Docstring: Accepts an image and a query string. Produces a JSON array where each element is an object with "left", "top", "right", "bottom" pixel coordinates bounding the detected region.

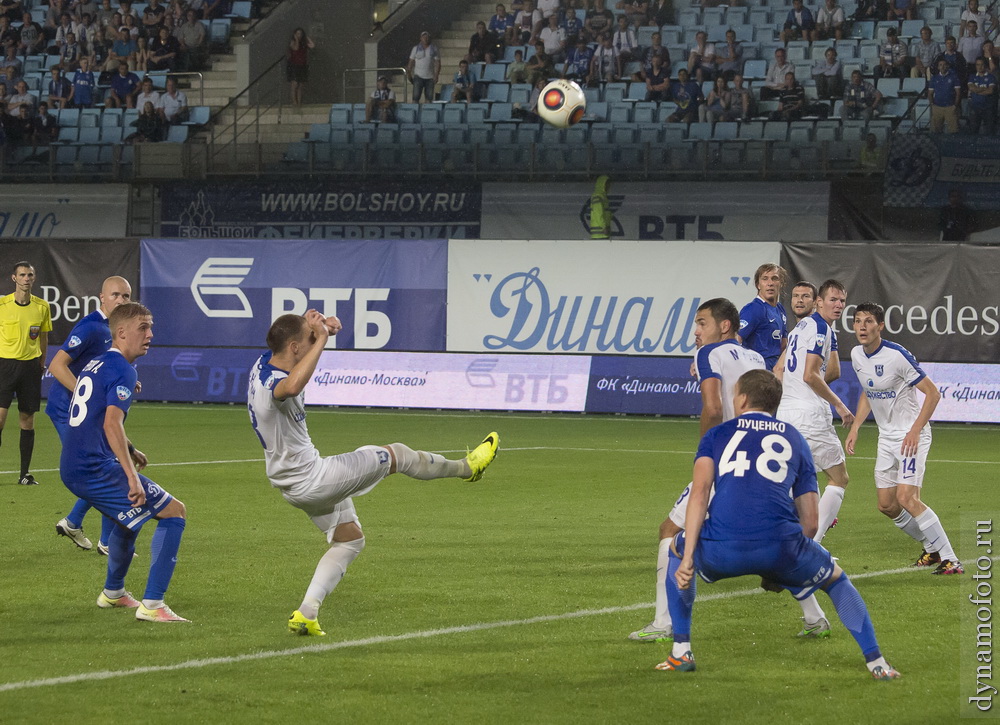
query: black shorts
[
  {"left": 287, "top": 63, "right": 309, "bottom": 83},
  {"left": 0, "top": 357, "right": 43, "bottom": 413}
]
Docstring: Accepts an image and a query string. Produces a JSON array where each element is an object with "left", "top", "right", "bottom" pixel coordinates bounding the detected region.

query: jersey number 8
[{"left": 69, "top": 375, "right": 94, "bottom": 428}]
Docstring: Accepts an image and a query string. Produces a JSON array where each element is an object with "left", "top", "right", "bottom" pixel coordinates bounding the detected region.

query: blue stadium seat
[
  {"left": 510, "top": 83, "right": 532, "bottom": 105},
  {"left": 76, "top": 127, "right": 100, "bottom": 144},
  {"left": 586, "top": 100, "right": 608, "bottom": 122},
  {"left": 210, "top": 19, "right": 231, "bottom": 47},
  {"left": 307, "top": 123, "right": 331, "bottom": 142},
  {"left": 329, "top": 103, "right": 352, "bottom": 125},
  {"left": 466, "top": 102, "right": 489, "bottom": 124},
  {"left": 396, "top": 103, "right": 418, "bottom": 124},
  {"left": 876, "top": 78, "right": 900, "bottom": 97},
  {"left": 763, "top": 122, "right": 789, "bottom": 142},
  {"left": 900, "top": 77, "right": 925, "bottom": 95},
  {"left": 687, "top": 122, "right": 712, "bottom": 140},
  {"left": 418, "top": 104, "right": 442, "bottom": 125},
  {"left": 483, "top": 63, "right": 507, "bottom": 82},
  {"left": 713, "top": 122, "right": 739, "bottom": 139},
  {"left": 166, "top": 125, "right": 188, "bottom": 143},
  {"left": 486, "top": 82, "right": 510, "bottom": 102},
  {"left": 442, "top": 104, "right": 465, "bottom": 125},
  {"left": 226, "top": 1, "right": 252, "bottom": 18},
  {"left": 633, "top": 101, "right": 656, "bottom": 124},
  {"left": 100, "top": 126, "right": 124, "bottom": 144},
  {"left": 487, "top": 102, "right": 513, "bottom": 122},
  {"left": 79, "top": 108, "right": 101, "bottom": 127},
  {"left": 603, "top": 82, "right": 627, "bottom": 103},
  {"left": 900, "top": 19, "right": 924, "bottom": 37},
  {"left": 101, "top": 108, "right": 123, "bottom": 126},
  {"left": 626, "top": 82, "right": 647, "bottom": 101},
  {"left": 57, "top": 126, "right": 79, "bottom": 143},
  {"left": 743, "top": 59, "right": 767, "bottom": 79},
  {"left": 608, "top": 102, "right": 631, "bottom": 124}
]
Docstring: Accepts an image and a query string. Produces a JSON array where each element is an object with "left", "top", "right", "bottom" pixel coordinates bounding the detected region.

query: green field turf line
[{"left": 5, "top": 560, "right": 988, "bottom": 695}]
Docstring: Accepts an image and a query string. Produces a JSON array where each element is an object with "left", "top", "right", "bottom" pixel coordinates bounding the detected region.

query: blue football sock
[
  {"left": 825, "top": 573, "right": 881, "bottom": 661},
  {"left": 666, "top": 549, "right": 696, "bottom": 643},
  {"left": 99, "top": 514, "right": 116, "bottom": 548},
  {"left": 67, "top": 498, "right": 91, "bottom": 530},
  {"left": 104, "top": 524, "right": 137, "bottom": 591},
  {"left": 144, "top": 517, "right": 186, "bottom": 601}
]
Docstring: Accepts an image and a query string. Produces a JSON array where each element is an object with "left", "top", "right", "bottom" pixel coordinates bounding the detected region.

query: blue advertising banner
[
  {"left": 585, "top": 356, "right": 703, "bottom": 416},
  {"left": 884, "top": 135, "right": 1000, "bottom": 210},
  {"left": 159, "top": 182, "right": 482, "bottom": 239},
  {"left": 140, "top": 239, "right": 448, "bottom": 349}
]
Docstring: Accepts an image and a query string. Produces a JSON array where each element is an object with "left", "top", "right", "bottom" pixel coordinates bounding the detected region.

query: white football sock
[
  {"left": 299, "top": 537, "right": 365, "bottom": 620},
  {"left": 387, "top": 443, "right": 468, "bottom": 479},
  {"left": 892, "top": 510, "right": 928, "bottom": 546},
  {"left": 142, "top": 599, "right": 164, "bottom": 610},
  {"left": 915, "top": 508, "right": 956, "bottom": 561},
  {"left": 104, "top": 588, "right": 125, "bottom": 599},
  {"left": 672, "top": 641, "right": 691, "bottom": 658},
  {"left": 652, "top": 537, "right": 673, "bottom": 629},
  {"left": 866, "top": 656, "right": 890, "bottom": 673},
  {"left": 799, "top": 594, "right": 826, "bottom": 623},
  {"left": 815, "top": 485, "right": 846, "bottom": 543}
]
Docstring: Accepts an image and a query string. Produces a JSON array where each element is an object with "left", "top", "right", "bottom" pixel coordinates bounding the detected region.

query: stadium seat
[
  {"left": 329, "top": 103, "right": 352, "bottom": 125},
  {"left": 900, "top": 19, "right": 924, "bottom": 38},
  {"left": 419, "top": 104, "right": 442, "bottom": 125},
  {"left": 57, "top": 126, "right": 79, "bottom": 143},
  {"left": 586, "top": 100, "right": 608, "bottom": 121},
  {"left": 687, "top": 121, "right": 712, "bottom": 140},
  {"left": 743, "top": 59, "right": 767, "bottom": 79},
  {"left": 488, "top": 102, "right": 513, "bottom": 122},
  {"left": 486, "top": 82, "right": 510, "bottom": 102},
  {"left": 307, "top": 123, "right": 331, "bottom": 143},
  {"left": 633, "top": 101, "right": 656, "bottom": 124},
  {"left": 79, "top": 108, "right": 101, "bottom": 128},
  {"left": 626, "top": 82, "right": 647, "bottom": 101},
  {"left": 713, "top": 122, "right": 739, "bottom": 140},
  {"left": 739, "top": 121, "right": 765, "bottom": 139},
  {"left": 99, "top": 124, "right": 122, "bottom": 144},
  {"left": 226, "top": 0, "right": 253, "bottom": 18},
  {"left": 166, "top": 125, "right": 188, "bottom": 143},
  {"left": 442, "top": 104, "right": 465, "bottom": 125},
  {"left": 763, "top": 122, "right": 788, "bottom": 141},
  {"left": 75, "top": 127, "right": 100, "bottom": 144},
  {"left": 900, "top": 77, "right": 926, "bottom": 95},
  {"left": 466, "top": 102, "right": 489, "bottom": 124},
  {"left": 608, "top": 102, "right": 631, "bottom": 124},
  {"left": 876, "top": 78, "right": 900, "bottom": 98},
  {"left": 509, "top": 83, "right": 532, "bottom": 105},
  {"left": 396, "top": 103, "right": 418, "bottom": 124},
  {"left": 603, "top": 82, "right": 627, "bottom": 103},
  {"left": 483, "top": 64, "right": 507, "bottom": 82},
  {"left": 851, "top": 21, "right": 875, "bottom": 39},
  {"left": 210, "top": 19, "right": 231, "bottom": 48}
]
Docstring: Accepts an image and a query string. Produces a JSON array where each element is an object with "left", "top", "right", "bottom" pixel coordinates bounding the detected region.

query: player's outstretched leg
[
  {"left": 821, "top": 571, "right": 900, "bottom": 680},
  {"left": 136, "top": 507, "right": 189, "bottom": 623},
  {"left": 655, "top": 548, "right": 696, "bottom": 672},
  {"left": 56, "top": 499, "right": 94, "bottom": 550},
  {"left": 97, "top": 523, "right": 141, "bottom": 609},
  {"left": 386, "top": 432, "right": 499, "bottom": 483},
  {"left": 290, "top": 535, "right": 366, "bottom": 637},
  {"left": 463, "top": 432, "right": 499, "bottom": 482}
]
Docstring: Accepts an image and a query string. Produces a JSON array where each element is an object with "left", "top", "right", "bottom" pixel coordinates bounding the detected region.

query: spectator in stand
[
  {"left": 887, "top": 0, "right": 914, "bottom": 21},
  {"left": 8, "top": 79, "right": 36, "bottom": 116},
  {"left": 507, "top": 48, "right": 529, "bottom": 82},
  {"left": 74, "top": 0, "right": 100, "bottom": 22},
  {"left": 584, "top": 0, "right": 614, "bottom": 41},
  {"left": 467, "top": 20, "right": 501, "bottom": 65},
  {"left": 141, "top": 0, "right": 165, "bottom": 32},
  {"left": 960, "top": 0, "right": 994, "bottom": 39},
  {"left": 815, "top": 0, "right": 844, "bottom": 40},
  {"left": 812, "top": 46, "right": 843, "bottom": 99},
  {"left": 77, "top": 13, "right": 98, "bottom": 52},
  {"left": 928, "top": 58, "right": 961, "bottom": 132},
  {"left": 645, "top": 52, "right": 670, "bottom": 101},
  {"left": 18, "top": 11, "right": 45, "bottom": 56},
  {"left": 7, "top": 103, "right": 34, "bottom": 144},
  {"left": 201, "top": 0, "right": 228, "bottom": 21},
  {"left": 514, "top": 0, "right": 542, "bottom": 44},
  {"left": 687, "top": 30, "right": 715, "bottom": 83},
  {"left": 149, "top": 24, "right": 179, "bottom": 70},
  {"left": 935, "top": 36, "right": 968, "bottom": 85},
  {"left": 53, "top": 12, "right": 80, "bottom": 49},
  {"left": 526, "top": 40, "right": 555, "bottom": 84},
  {"left": 874, "top": 27, "right": 907, "bottom": 79},
  {"left": 540, "top": 13, "right": 567, "bottom": 63},
  {"left": 967, "top": 56, "right": 997, "bottom": 134},
  {"left": 117, "top": 0, "right": 138, "bottom": 22},
  {"left": 134, "top": 74, "right": 160, "bottom": 110},
  {"left": 166, "top": 0, "right": 186, "bottom": 25},
  {"left": 69, "top": 55, "right": 96, "bottom": 107},
  {"left": 121, "top": 13, "right": 140, "bottom": 40},
  {"left": 107, "top": 25, "right": 137, "bottom": 72},
  {"left": 910, "top": 26, "right": 942, "bottom": 80},
  {"left": 562, "top": 37, "right": 591, "bottom": 81},
  {"left": 700, "top": 74, "right": 740, "bottom": 122},
  {"left": 983, "top": 41, "right": 1000, "bottom": 76},
  {"left": 940, "top": 189, "right": 972, "bottom": 240},
  {"left": 760, "top": 47, "right": 793, "bottom": 100},
  {"left": 781, "top": 0, "right": 816, "bottom": 44},
  {"left": 666, "top": 67, "right": 703, "bottom": 122},
  {"left": 853, "top": 0, "right": 887, "bottom": 21},
  {"left": 176, "top": 9, "right": 207, "bottom": 71},
  {"left": 0, "top": 0, "right": 21, "bottom": 22},
  {"left": 842, "top": 69, "right": 882, "bottom": 119},
  {"left": 105, "top": 60, "right": 139, "bottom": 107},
  {"left": 770, "top": 71, "right": 805, "bottom": 120},
  {"left": 0, "top": 64, "right": 18, "bottom": 96},
  {"left": 0, "top": 16, "right": 19, "bottom": 48},
  {"left": 537, "top": 0, "right": 560, "bottom": 20},
  {"left": 287, "top": 27, "right": 313, "bottom": 107},
  {"left": 488, "top": 3, "right": 516, "bottom": 47},
  {"left": 47, "top": 0, "right": 68, "bottom": 31},
  {"left": 639, "top": 32, "right": 670, "bottom": 81},
  {"left": 589, "top": 33, "right": 620, "bottom": 83},
  {"left": 60, "top": 32, "right": 83, "bottom": 70},
  {"left": 616, "top": 0, "right": 648, "bottom": 28},
  {"left": 560, "top": 4, "right": 583, "bottom": 45},
  {"left": 127, "top": 99, "right": 165, "bottom": 142},
  {"left": 715, "top": 29, "right": 743, "bottom": 77},
  {"left": 449, "top": 59, "right": 477, "bottom": 104},
  {"left": 47, "top": 67, "right": 73, "bottom": 109},
  {"left": 96, "top": 0, "right": 115, "bottom": 28},
  {"left": 958, "top": 21, "right": 985, "bottom": 65},
  {"left": 648, "top": 0, "right": 673, "bottom": 27},
  {"left": 132, "top": 35, "right": 150, "bottom": 72},
  {"left": 406, "top": 31, "right": 439, "bottom": 104},
  {"left": 33, "top": 101, "right": 58, "bottom": 144},
  {"left": 1, "top": 44, "right": 20, "bottom": 76},
  {"left": 158, "top": 75, "right": 187, "bottom": 123},
  {"left": 730, "top": 73, "right": 753, "bottom": 121},
  {"left": 364, "top": 74, "right": 396, "bottom": 123},
  {"left": 612, "top": 14, "right": 637, "bottom": 66}
]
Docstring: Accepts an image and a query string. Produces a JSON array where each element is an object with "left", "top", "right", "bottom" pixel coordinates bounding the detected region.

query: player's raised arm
[
  {"left": 903, "top": 376, "right": 941, "bottom": 457},
  {"left": 272, "top": 310, "right": 331, "bottom": 400},
  {"left": 104, "top": 405, "right": 145, "bottom": 506}
]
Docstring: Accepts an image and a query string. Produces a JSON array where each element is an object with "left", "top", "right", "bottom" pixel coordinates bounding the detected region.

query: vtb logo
[{"left": 190, "top": 258, "right": 254, "bottom": 318}]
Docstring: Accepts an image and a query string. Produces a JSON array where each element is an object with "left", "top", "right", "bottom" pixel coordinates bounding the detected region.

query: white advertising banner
[
  {"left": 306, "top": 350, "right": 591, "bottom": 412},
  {"left": 447, "top": 240, "right": 780, "bottom": 356},
  {"left": 0, "top": 184, "right": 129, "bottom": 238},
  {"left": 922, "top": 363, "right": 1000, "bottom": 424},
  {"left": 480, "top": 182, "right": 830, "bottom": 241}
]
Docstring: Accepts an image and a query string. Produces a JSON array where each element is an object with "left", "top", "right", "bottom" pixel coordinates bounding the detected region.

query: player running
[
  {"left": 248, "top": 310, "right": 499, "bottom": 637},
  {"left": 49, "top": 276, "right": 135, "bottom": 554},
  {"left": 845, "top": 303, "right": 962, "bottom": 575},
  {"left": 61, "top": 302, "right": 190, "bottom": 623},
  {"left": 738, "top": 263, "right": 788, "bottom": 371},
  {"left": 656, "top": 369, "right": 900, "bottom": 680}
]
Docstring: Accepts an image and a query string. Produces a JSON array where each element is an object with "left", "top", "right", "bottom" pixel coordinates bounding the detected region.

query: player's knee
[
  {"left": 877, "top": 500, "right": 899, "bottom": 517},
  {"left": 161, "top": 499, "right": 186, "bottom": 519}
]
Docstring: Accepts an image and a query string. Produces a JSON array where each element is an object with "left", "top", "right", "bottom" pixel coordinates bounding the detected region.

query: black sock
[{"left": 20, "top": 429, "right": 34, "bottom": 478}]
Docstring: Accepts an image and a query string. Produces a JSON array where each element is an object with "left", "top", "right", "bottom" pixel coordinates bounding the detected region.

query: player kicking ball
[
  {"left": 248, "top": 310, "right": 499, "bottom": 636},
  {"left": 845, "top": 303, "right": 962, "bottom": 575},
  {"left": 657, "top": 370, "right": 900, "bottom": 680}
]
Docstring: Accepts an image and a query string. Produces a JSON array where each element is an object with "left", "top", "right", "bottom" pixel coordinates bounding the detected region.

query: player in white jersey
[
  {"left": 777, "top": 279, "right": 854, "bottom": 549},
  {"left": 248, "top": 310, "right": 500, "bottom": 636},
  {"left": 845, "top": 303, "right": 963, "bottom": 575}
]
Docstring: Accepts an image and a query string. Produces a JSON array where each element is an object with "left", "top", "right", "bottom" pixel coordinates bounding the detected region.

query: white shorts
[
  {"left": 874, "top": 429, "right": 931, "bottom": 489},
  {"left": 667, "top": 481, "right": 716, "bottom": 529},
  {"left": 281, "top": 445, "right": 392, "bottom": 542},
  {"left": 777, "top": 404, "right": 845, "bottom": 472}
]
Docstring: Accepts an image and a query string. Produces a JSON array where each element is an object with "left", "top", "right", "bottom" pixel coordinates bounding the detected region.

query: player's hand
[
  {"left": 131, "top": 447, "right": 148, "bottom": 471},
  {"left": 845, "top": 430, "right": 857, "bottom": 455},
  {"left": 134, "top": 380, "right": 142, "bottom": 395},
  {"left": 675, "top": 559, "right": 694, "bottom": 590},
  {"left": 900, "top": 430, "right": 919, "bottom": 457},
  {"left": 304, "top": 309, "right": 330, "bottom": 338},
  {"left": 322, "top": 315, "right": 343, "bottom": 336},
  {"left": 836, "top": 404, "right": 855, "bottom": 428},
  {"left": 127, "top": 478, "right": 146, "bottom": 507}
]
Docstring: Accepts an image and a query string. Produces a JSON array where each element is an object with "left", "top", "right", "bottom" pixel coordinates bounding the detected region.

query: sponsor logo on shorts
[
  {"left": 116, "top": 385, "right": 132, "bottom": 401},
  {"left": 118, "top": 507, "right": 144, "bottom": 521},
  {"left": 68, "top": 335, "right": 82, "bottom": 348}
]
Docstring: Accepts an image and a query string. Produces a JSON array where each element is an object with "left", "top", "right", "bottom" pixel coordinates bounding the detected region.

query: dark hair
[
  {"left": 737, "top": 370, "right": 783, "bottom": 415},
  {"left": 697, "top": 297, "right": 740, "bottom": 333},
  {"left": 818, "top": 278, "right": 846, "bottom": 298},
  {"left": 109, "top": 301, "right": 151, "bottom": 331},
  {"left": 792, "top": 280, "right": 817, "bottom": 298},
  {"left": 267, "top": 314, "right": 307, "bottom": 353},
  {"left": 753, "top": 263, "right": 787, "bottom": 290},
  {"left": 12, "top": 260, "right": 33, "bottom": 274},
  {"left": 854, "top": 301, "right": 885, "bottom": 324}
]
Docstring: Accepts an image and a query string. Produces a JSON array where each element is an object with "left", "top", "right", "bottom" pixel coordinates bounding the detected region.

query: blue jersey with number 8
[{"left": 696, "top": 412, "right": 818, "bottom": 540}]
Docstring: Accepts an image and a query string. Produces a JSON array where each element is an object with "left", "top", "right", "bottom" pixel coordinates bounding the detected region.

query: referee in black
[{"left": 0, "top": 261, "right": 52, "bottom": 485}]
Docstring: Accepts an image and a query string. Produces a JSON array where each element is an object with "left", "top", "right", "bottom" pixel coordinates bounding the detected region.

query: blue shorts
[
  {"left": 676, "top": 531, "right": 836, "bottom": 601},
  {"left": 64, "top": 464, "right": 173, "bottom": 533}
]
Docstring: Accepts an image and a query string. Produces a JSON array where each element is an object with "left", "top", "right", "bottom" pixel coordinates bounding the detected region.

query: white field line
[{"left": 1, "top": 561, "right": 973, "bottom": 694}]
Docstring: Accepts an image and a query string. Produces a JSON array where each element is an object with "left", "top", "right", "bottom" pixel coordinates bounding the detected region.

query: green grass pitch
[{"left": 0, "top": 404, "right": 995, "bottom": 724}]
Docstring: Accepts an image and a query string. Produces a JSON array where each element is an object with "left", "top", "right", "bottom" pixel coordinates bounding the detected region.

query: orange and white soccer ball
[{"left": 538, "top": 79, "right": 586, "bottom": 128}]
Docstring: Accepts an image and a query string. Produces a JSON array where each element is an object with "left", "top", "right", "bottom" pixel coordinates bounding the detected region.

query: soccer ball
[{"left": 537, "top": 79, "right": 586, "bottom": 128}]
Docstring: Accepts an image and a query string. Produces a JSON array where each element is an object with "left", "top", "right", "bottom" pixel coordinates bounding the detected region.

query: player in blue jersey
[
  {"left": 48, "top": 276, "right": 135, "bottom": 554},
  {"left": 846, "top": 302, "right": 962, "bottom": 574},
  {"left": 738, "top": 263, "right": 788, "bottom": 371},
  {"left": 61, "top": 302, "right": 190, "bottom": 623},
  {"left": 248, "top": 310, "right": 499, "bottom": 637},
  {"left": 656, "top": 369, "right": 900, "bottom": 680}
]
